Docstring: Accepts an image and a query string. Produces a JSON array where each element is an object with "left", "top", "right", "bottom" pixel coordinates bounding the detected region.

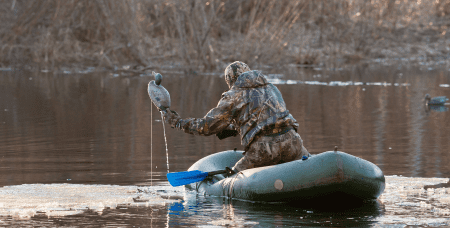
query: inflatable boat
[
  {"left": 147, "top": 75, "right": 385, "bottom": 203},
  {"left": 184, "top": 150, "right": 385, "bottom": 203}
]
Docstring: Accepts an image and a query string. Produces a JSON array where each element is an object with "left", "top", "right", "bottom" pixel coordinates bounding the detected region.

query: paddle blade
[{"left": 167, "top": 170, "right": 208, "bottom": 187}]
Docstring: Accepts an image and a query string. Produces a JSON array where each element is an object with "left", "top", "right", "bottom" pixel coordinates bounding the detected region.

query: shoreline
[{"left": 2, "top": 55, "right": 450, "bottom": 77}]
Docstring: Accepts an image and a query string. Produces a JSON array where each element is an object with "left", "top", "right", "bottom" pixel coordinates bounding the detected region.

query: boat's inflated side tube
[{"left": 186, "top": 150, "right": 385, "bottom": 203}]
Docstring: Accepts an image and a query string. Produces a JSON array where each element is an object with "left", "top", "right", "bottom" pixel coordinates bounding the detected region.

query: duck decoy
[
  {"left": 424, "top": 94, "right": 448, "bottom": 105},
  {"left": 148, "top": 72, "right": 171, "bottom": 111}
]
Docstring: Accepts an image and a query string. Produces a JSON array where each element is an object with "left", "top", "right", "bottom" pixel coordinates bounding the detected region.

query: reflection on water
[
  {"left": 0, "top": 65, "right": 450, "bottom": 226},
  {"left": 427, "top": 105, "right": 449, "bottom": 113},
  {"left": 176, "top": 192, "right": 383, "bottom": 227}
]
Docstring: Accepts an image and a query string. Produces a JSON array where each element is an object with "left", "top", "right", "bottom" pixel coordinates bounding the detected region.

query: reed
[{"left": 0, "top": 0, "right": 448, "bottom": 70}]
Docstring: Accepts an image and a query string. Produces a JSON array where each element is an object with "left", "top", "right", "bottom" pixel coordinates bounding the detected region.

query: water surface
[{"left": 0, "top": 65, "right": 449, "bottom": 226}]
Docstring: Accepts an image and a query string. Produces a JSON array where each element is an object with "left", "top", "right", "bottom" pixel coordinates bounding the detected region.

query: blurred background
[{"left": 1, "top": 0, "right": 450, "bottom": 70}]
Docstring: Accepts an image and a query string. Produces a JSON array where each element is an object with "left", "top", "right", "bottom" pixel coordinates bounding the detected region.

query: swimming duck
[{"left": 425, "top": 94, "right": 448, "bottom": 105}]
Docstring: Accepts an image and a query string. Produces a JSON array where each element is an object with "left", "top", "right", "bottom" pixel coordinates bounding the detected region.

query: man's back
[{"left": 224, "top": 70, "right": 299, "bottom": 149}]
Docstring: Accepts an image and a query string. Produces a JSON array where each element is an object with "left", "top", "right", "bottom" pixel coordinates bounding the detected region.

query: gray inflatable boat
[{"left": 185, "top": 150, "right": 385, "bottom": 203}]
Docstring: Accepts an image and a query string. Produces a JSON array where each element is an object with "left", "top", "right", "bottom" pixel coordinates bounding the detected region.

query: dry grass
[{"left": 1, "top": 0, "right": 449, "bottom": 70}]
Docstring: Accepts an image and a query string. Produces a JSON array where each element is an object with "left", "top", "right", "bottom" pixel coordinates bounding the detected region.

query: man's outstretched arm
[{"left": 162, "top": 92, "right": 237, "bottom": 136}]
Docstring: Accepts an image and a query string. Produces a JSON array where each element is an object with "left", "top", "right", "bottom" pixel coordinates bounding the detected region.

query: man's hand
[{"left": 161, "top": 108, "right": 181, "bottom": 128}]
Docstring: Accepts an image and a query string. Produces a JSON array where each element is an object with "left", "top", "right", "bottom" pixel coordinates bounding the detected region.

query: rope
[
  {"left": 150, "top": 103, "right": 153, "bottom": 186},
  {"left": 161, "top": 112, "right": 170, "bottom": 174}
]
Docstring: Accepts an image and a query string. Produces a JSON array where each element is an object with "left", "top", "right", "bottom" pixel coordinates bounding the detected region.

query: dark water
[{"left": 0, "top": 65, "right": 449, "bottom": 226}]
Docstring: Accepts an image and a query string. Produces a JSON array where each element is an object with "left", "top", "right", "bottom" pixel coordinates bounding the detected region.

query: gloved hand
[
  {"left": 225, "top": 167, "right": 237, "bottom": 177},
  {"left": 161, "top": 108, "right": 181, "bottom": 128}
]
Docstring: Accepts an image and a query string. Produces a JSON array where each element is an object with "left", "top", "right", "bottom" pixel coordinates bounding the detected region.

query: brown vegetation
[{"left": 1, "top": 0, "right": 450, "bottom": 71}]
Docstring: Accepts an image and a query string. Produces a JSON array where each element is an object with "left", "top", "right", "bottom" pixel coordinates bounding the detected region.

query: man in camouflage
[{"left": 162, "top": 61, "right": 310, "bottom": 174}]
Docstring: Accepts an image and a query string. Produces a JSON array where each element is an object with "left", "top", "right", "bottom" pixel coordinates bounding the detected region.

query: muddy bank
[{"left": 1, "top": 0, "right": 450, "bottom": 72}]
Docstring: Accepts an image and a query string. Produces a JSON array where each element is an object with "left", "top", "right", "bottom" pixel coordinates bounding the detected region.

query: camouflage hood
[{"left": 233, "top": 70, "right": 268, "bottom": 89}]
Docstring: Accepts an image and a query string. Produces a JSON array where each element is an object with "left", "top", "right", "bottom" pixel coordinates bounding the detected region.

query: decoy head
[
  {"left": 152, "top": 71, "right": 162, "bottom": 86},
  {"left": 424, "top": 94, "right": 431, "bottom": 103}
]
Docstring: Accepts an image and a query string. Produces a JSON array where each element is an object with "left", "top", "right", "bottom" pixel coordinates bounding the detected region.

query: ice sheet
[
  {"left": 1, "top": 176, "right": 450, "bottom": 226},
  {"left": 266, "top": 79, "right": 411, "bottom": 87},
  {"left": 0, "top": 184, "right": 183, "bottom": 220},
  {"left": 376, "top": 176, "right": 450, "bottom": 226}
]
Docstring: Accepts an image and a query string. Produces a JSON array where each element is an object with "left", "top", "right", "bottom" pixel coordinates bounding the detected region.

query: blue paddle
[{"left": 167, "top": 169, "right": 229, "bottom": 187}]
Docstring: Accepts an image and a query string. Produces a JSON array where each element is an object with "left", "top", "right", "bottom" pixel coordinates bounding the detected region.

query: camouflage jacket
[{"left": 167, "top": 70, "right": 299, "bottom": 149}]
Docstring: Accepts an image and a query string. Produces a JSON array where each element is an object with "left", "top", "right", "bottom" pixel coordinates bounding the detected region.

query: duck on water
[{"left": 424, "top": 94, "right": 449, "bottom": 106}]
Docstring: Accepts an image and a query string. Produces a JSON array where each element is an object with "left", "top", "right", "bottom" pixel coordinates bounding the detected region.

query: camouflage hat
[{"left": 224, "top": 61, "right": 250, "bottom": 88}]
